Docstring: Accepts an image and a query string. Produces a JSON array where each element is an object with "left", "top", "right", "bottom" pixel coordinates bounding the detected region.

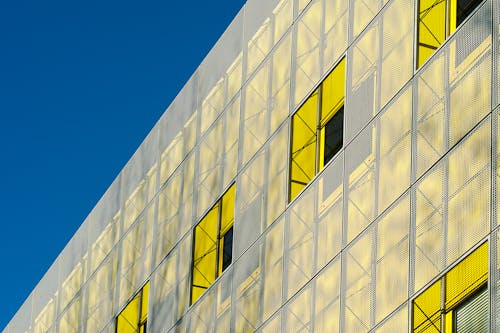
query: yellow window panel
[
  {"left": 449, "top": 0, "right": 457, "bottom": 34},
  {"left": 318, "top": 58, "right": 345, "bottom": 170},
  {"left": 117, "top": 283, "right": 149, "bottom": 333},
  {"left": 320, "top": 57, "right": 345, "bottom": 126},
  {"left": 413, "top": 280, "right": 441, "bottom": 333},
  {"left": 412, "top": 241, "right": 489, "bottom": 332},
  {"left": 418, "top": 0, "right": 446, "bottom": 67},
  {"left": 191, "top": 183, "right": 237, "bottom": 304},
  {"left": 192, "top": 204, "right": 219, "bottom": 304},
  {"left": 444, "top": 311, "right": 453, "bottom": 333},
  {"left": 220, "top": 184, "right": 235, "bottom": 234},
  {"left": 117, "top": 294, "right": 140, "bottom": 333},
  {"left": 290, "top": 91, "right": 318, "bottom": 201},
  {"left": 445, "top": 241, "right": 488, "bottom": 310},
  {"left": 140, "top": 282, "right": 149, "bottom": 323},
  {"left": 219, "top": 184, "right": 235, "bottom": 276}
]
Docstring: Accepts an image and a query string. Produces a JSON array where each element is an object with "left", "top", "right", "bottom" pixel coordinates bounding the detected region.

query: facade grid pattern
[{"left": 4, "top": 0, "right": 500, "bottom": 332}]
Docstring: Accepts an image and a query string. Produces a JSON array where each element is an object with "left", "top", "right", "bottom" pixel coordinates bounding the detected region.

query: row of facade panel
[{"left": 5, "top": 0, "right": 500, "bottom": 331}]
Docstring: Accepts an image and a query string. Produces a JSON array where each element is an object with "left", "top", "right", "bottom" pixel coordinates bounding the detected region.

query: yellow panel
[
  {"left": 117, "top": 294, "right": 139, "bottom": 333},
  {"left": 318, "top": 58, "right": 345, "bottom": 170},
  {"left": 290, "top": 91, "right": 318, "bottom": 201},
  {"left": 445, "top": 241, "right": 488, "bottom": 310},
  {"left": 413, "top": 280, "right": 441, "bottom": 333},
  {"left": 449, "top": 0, "right": 457, "bottom": 34},
  {"left": 140, "top": 282, "right": 149, "bottom": 323},
  {"left": 418, "top": 0, "right": 446, "bottom": 67},
  {"left": 320, "top": 57, "right": 345, "bottom": 126},
  {"left": 444, "top": 311, "right": 453, "bottom": 333},
  {"left": 192, "top": 204, "right": 219, "bottom": 304},
  {"left": 218, "top": 184, "right": 235, "bottom": 276},
  {"left": 220, "top": 184, "right": 235, "bottom": 234}
]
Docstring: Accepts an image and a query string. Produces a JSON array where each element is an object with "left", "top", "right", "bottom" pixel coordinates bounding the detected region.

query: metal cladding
[{"left": 5, "top": 0, "right": 500, "bottom": 332}]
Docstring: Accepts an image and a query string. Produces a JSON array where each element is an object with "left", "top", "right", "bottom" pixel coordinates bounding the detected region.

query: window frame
[
  {"left": 190, "top": 183, "right": 236, "bottom": 305},
  {"left": 412, "top": 241, "right": 489, "bottom": 333},
  {"left": 416, "top": 0, "right": 486, "bottom": 69},
  {"left": 289, "top": 57, "right": 345, "bottom": 203},
  {"left": 116, "top": 281, "right": 149, "bottom": 333},
  {"left": 451, "top": 284, "right": 488, "bottom": 332}
]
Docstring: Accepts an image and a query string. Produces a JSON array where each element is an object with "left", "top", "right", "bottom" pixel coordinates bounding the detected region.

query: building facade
[{"left": 4, "top": 0, "right": 500, "bottom": 332}]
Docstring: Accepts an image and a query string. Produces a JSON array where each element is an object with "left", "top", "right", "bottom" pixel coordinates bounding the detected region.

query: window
[
  {"left": 417, "top": 0, "right": 483, "bottom": 68},
  {"left": 412, "top": 242, "right": 488, "bottom": 333},
  {"left": 191, "top": 183, "right": 235, "bottom": 304},
  {"left": 116, "top": 282, "right": 149, "bottom": 333},
  {"left": 454, "top": 286, "right": 488, "bottom": 332},
  {"left": 289, "top": 57, "right": 345, "bottom": 202}
]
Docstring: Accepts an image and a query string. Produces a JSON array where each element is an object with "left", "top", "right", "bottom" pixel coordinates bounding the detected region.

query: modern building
[{"left": 4, "top": 0, "right": 500, "bottom": 332}]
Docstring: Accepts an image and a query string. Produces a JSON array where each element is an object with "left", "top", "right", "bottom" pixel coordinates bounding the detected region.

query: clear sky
[{"left": 0, "top": 0, "right": 246, "bottom": 329}]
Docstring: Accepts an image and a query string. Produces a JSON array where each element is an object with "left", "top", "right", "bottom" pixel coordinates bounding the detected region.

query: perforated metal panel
[
  {"left": 6, "top": 0, "right": 500, "bottom": 332},
  {"left": 345, "top": 0, "right": 413, "bottom": 144}
]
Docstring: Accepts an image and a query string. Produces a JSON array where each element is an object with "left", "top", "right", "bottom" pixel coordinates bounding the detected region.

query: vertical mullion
[
  {"left": 316, "top": 85, "right": 323, "bottom": 174},
  {"left": 216, "top": 201, "right": 222, "bottom": 279}
]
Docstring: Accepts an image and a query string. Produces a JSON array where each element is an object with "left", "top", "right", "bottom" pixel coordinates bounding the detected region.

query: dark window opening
[
  {"left": 221, "top": 227, "right": 233, "bottom": 273},
  {"left": 456, "top": 0, "right": 483, "bottom": 27},
  {"left": 323, "top": 106, "right": 344, "bottom": 166}
]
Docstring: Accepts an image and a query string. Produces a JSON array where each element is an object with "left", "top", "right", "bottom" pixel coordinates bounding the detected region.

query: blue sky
[{"left": 0, "top": 0, "right": 246, "bottom": 328}]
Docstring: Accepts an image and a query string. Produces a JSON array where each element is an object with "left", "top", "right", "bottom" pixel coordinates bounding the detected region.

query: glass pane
[
  {"left": 290, "top": 92, "right": 318, "bottom": 201},
  {"left": 418, "top": 0, "right": 446, "bottom": 67},
  {"left": 319, "top": 57, "right": 345, "bottom": 169},
  {"left": 192, "top": 205, "right": 219, "bottom": 304},
  {"left": 454, "top": 0, "right": 484, "bottom": 30},
  {"left": 321, "top": 58, "right": 345, "bottom": 125},
  {"left": 117, "top": 294, "right": 139, "bottom": 333},
  {"left": 219, "top": 227, "right": 233, "bottom": 274},
  {"left": 320, "top": 107, "right": 343, "bottom": 168},
  {"left": 413, "top": 280, "right": 441, "bottom": 333}
]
